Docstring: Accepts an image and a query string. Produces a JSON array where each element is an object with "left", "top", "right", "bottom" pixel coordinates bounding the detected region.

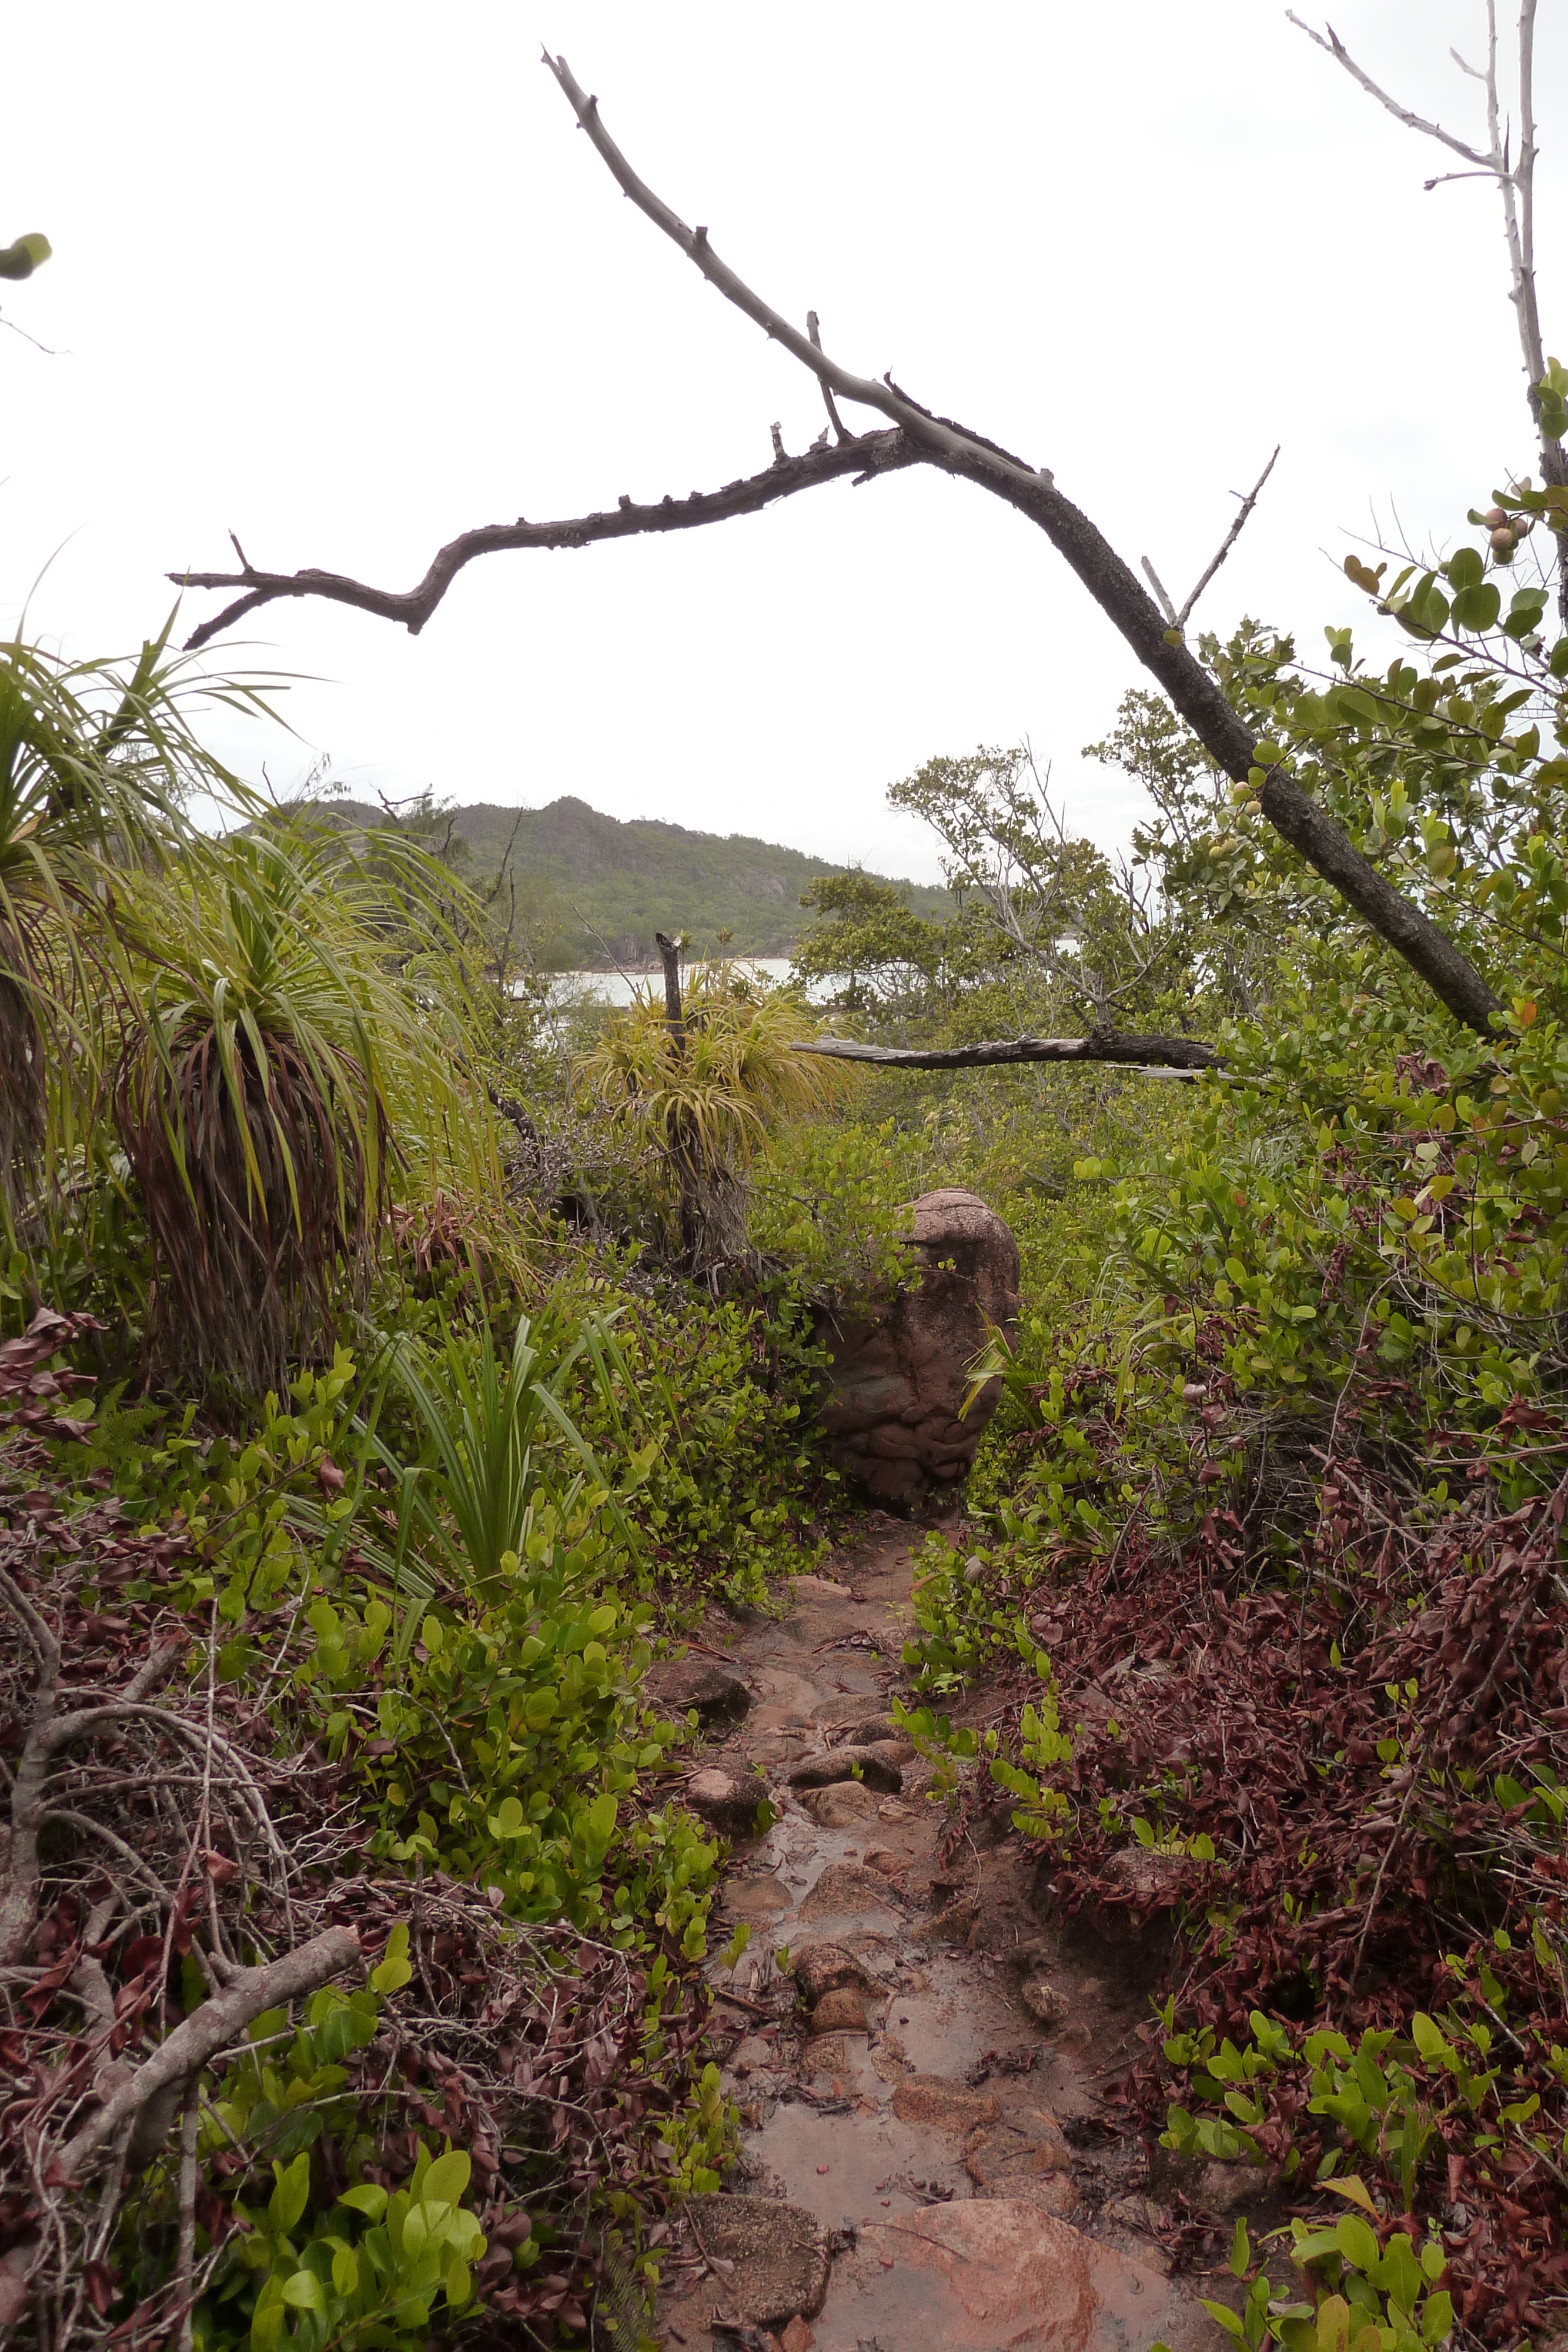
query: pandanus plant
[
  {"left": 0, "top": 626, "right": 265, "bottom": 1228},
  {"left": 388, "top": 1308, "right": 638, "bottom": 1605},
  {"left": 113, "top": 827, "right": 493, "bottom": 1390},
  {"left": 580, "top": 955, "right": 848, "bottom": 1272}
]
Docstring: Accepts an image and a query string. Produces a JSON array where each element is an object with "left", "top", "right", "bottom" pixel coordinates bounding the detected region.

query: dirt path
[{"left": 655, "top": 1521, "right": 1225, "bottom": 2352}]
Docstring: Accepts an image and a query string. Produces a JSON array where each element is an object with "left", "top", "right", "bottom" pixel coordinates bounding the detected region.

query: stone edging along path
[{"left": 648, "top": 1520, "right": 1246, "bottom": 2352}]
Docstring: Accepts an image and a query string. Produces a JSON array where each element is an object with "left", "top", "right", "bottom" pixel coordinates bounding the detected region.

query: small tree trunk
[
  {"left": 653, "top": 929, "right": 753, "bottom": 1278},
  {"left": 681, "top": 1165, "right": 753, "bottom": 1277},
  {"left": 654, "top": 931, "right": 686, "bottom": 1044},
  {"left": 654, "top": 930, "right": 704, "bottom": 1262}
]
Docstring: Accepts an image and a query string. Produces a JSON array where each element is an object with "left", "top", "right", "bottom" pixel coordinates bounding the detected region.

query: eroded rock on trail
[
  {"left": 797, "top": 1862, "right": 904, "bottom": 1923},
  {"left": 830, "top": 1713, "right": 897, "bottom": 1746},
  {"left": 806, "top": 1984, "right": 868, "bottom": 2034},
  {"left": 789, "top": 1943, "right": 873, "bottom": 2006},
  {"left": 890, "top": 2075, "right": 1000, "bottom": 2133},
  {"left": 687, "top": 1763, "right": 769, "bottom": 1836},
  {"left": 788, "top": 1749, "right": 903, "bottom": 1795},
  {"left": 919, "top": 1896, "right": 977, "bottom": 1946},
  {"left": 964, "top": 2110, "right": 1078, "bottom": 2213},
  {"left": 674, "top": 2194, "right": 830, "bottom": 2332},
  {"left": 650, "top": 1655, "right": 753, "bottom": 1724},
  {"left": 798, "top": 1780, "right": 880, "bottom": 1829},
  {"left": 844, "top": 2199, "right": 1180, "bottom": 2351},
  {"left": 814, "top": 1187, "right": 1021, "bottom": 1504}
]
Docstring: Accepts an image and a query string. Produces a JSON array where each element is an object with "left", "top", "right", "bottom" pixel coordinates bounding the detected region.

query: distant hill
[{"left": 316, "top": 794, "right": 952, "bottom": 967}]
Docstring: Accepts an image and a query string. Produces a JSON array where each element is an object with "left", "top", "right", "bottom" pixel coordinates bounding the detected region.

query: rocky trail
[{"left": 651, "top": 1519, "right": 1237, "bottom": 2352}]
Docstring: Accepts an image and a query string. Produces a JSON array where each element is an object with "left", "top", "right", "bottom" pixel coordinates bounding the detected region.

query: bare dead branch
[
  {"left": 1283, "top": 12, "right": 1495, "bottom": 169},
  {"left": 175, "top": 2091, "right": 200, "bottom": 2352},
  {"left": 0, "top": 1557, "right": 59, "bottom": 1676},
  {"left": 39, "top": 1810, "right": 175, "bottom": 1904},
  {"left": 169, "top": 430, "right": 920, "bottom": 652},
  {"left": 474, "top": 62, "right": 1523, "bottom": 1036},
  {"left": 57, "top": 1925, "right": 362, "bottom": 2176},
  {"left": 806, "top": 311, "right": 850, "bottom": 443},
  {"left": 0, "top": 1563, "right": 62, "bottom": 1965},
  {"left": 540, "top": 52, "right": 1048, "bottom": 492},
  {"left": 1141, "top": 449, "right": 1278, "bottom": 634},
  {"left": 1289, "top": 4, "right": 1563, "bottom": 523},
  {"left": 1139, "top": 557, "right": 1179, "bottom": 628},
  {"left": 65, "top": 1900, "right": 122, "bottom": 2043},
  {"left": 122, "top": 1639, "right": 188, "bottom": 1705},
  {"left": 168, "top": 54, "right": 1506, "bottom": 1042},
  {"left": 797, "top": 1029, "right": 1219, "bottom": 1072},
  {"left": 1518, "top": 1, "right": 1543, "bottom": 375},
  {"left": 1175, "top": 447, "right": 1281, "bottom": 627}
]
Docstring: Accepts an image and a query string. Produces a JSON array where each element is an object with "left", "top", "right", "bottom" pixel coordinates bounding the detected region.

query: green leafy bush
[
  {"left": 193, "top": 1940, "right": 494, "bottom": 2352},
  {"left": 560, "top": 1282, "right": 837, "bottom": 1605},
  {"left": 1195, "top": 2206, "right": 1453, "bottom": 2352}
]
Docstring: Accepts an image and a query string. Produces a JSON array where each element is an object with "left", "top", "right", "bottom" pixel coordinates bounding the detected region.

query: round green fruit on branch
[
  {"left": 1481, "top": 506, "right": 1533, "bottom": 563},
  {"left": 0, "top": 233, "right": 51, "bottom": 281}
]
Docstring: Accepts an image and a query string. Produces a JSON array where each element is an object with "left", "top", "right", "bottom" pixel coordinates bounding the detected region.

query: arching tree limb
[
  {"left": 538, "top": 54, "right": 1047, "bottom": 495},
  {"left": 172, "top": 428, "right": 921, "bottom": 653},
  {"left": 540, "top": 57, "right": 1503, "bottom": 1041},
  {"left": 170, "top": 54, "right": 1505, "bottom": 1043}
]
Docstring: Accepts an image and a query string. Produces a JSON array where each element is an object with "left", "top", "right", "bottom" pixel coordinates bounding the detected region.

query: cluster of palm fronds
[
  {"left": 3, "top": 624, "right": 854, "bottom": 1381},
  {"left": 0, "top": 626, "right": 498, "bottom": 1391},
  {"left": 579, "top": 960, "right": 847, "bottom": 1272}
]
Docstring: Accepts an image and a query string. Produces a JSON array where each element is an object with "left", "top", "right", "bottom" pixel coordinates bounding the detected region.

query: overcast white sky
[{"left": 4, "top": 2, "right": 1562, "bottom": 883}]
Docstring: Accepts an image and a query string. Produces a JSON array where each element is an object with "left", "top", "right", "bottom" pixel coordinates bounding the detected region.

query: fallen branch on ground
[
  {"left": 57, "top": 1927, "right": 363, "bottom": 2177},
  {"left": 797, "top": 1031, "right": 1221, "bottom": 1074}
]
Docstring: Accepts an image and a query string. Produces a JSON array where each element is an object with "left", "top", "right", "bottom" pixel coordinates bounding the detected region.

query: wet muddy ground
[{"left": 654, "top": 1519, "right": 1242, "bottom": 2352}]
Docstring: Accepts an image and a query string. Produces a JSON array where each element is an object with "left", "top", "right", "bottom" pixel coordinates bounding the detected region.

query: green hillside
[{"left": 327, "top": 793, "right": 952, "bottom": 967}]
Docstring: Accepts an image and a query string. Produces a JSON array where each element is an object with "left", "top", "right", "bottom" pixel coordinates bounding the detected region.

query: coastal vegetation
[{"left": 5, "top": 9, "right": 1568, "bottom": 2348}]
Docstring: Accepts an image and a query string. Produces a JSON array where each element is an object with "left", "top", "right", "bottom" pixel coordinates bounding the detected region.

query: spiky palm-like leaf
[
  {"left": 0, "top": 623, "right": 272, "bottom": 1218},
  {"left": 389, "top": 1309, "right": 631, "bottom": 1603},
  {"left": 579, "top": 965, "right": 849, "bottom": 1267},
  {"left": 113, "top": 828, "right": 496, "bottom": 1390},
  {"left": 581, "top": 967, "right": 846, "bottom": 1164}
]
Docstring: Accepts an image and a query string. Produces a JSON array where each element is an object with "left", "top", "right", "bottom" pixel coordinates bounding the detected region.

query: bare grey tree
[
  {"left": 170, "top": 49, "right": 1504, "bottom": 1048},
  {"left": 1288, "top": 4, "right": 1564, "bottom": 615}
]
